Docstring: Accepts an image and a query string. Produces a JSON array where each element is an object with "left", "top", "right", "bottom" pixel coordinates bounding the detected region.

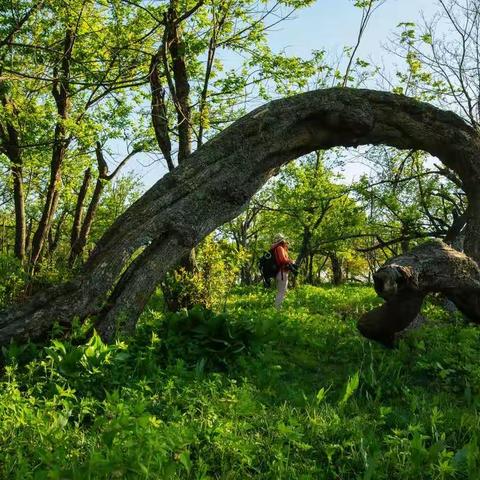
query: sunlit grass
[{"left": 1, "top": 285, "right": 479, "bottom": 479}]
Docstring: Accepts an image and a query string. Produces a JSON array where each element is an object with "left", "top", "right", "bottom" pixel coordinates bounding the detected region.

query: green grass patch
[{"left": 1, "top": 285, "right": 479, "bottom": 479}]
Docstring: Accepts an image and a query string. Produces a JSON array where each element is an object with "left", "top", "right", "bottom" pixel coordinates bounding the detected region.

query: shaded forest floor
[{"left": 1, "top": 285, "right": 480, "bottom": 479}]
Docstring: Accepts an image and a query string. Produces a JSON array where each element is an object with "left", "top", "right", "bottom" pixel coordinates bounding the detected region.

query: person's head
[{"left": 273, "top": 233, "right": 288, "bottom": 245}]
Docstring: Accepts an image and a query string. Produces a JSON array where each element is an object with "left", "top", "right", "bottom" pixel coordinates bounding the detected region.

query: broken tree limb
[{"left": 357, "top": 240, "right": 480, "bottom": 346}]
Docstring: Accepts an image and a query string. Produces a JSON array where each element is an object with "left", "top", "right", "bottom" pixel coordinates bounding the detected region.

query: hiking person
[{"left": 270, "top": 234, "right": 296, "bottom": 308}]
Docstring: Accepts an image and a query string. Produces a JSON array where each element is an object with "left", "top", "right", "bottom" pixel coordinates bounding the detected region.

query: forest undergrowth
[{"left": 1, "top": 285, "right": 479, "bottom": 479}]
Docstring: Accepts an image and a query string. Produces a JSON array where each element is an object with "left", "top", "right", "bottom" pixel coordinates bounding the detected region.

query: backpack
[{"left": 259, "top": 249, "right": 278, "bottom": 287}]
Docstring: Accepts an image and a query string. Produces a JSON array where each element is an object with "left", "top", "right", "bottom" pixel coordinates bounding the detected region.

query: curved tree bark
[
  {"left": 1, "top": 87, "right": 480, "bottom": 345},
  {"left": 357, "top": 240, "right": 480, "bottom": 347}
]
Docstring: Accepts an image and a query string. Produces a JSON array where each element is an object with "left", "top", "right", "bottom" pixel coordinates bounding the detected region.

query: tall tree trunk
[
  {"left": 307, "top": 253, "right": 314, "bottom": 284},
  {"left": 30, "top": 119, "right": 68, "bottom": 269},
  {"left": 0, "top": 0, "right": 46, "bottom": 262},
  {"left": 69, "top": 143, "right": 138, "bottom": 265},
  {"left": 295, "top": 226, "right": 311, "bottom": 268},
  {"left": 70, "top": 168, "right": 91, "bottom": 250},
  {"left": 10, "top": 150, "right": 26, "bottom": 262},
  {"left": 69, "top": 179, "right": 104, "bottom": 265},
  {"left": 1, "top": 88, "right": 480, "bottom": 345},
  {"left": 48, "top": 209, "right": 67, "bottom": 258},
  {"left": 25, "top": 217, "right": 33, "bottom": 255},
  {"left": 166, "top": 3, "right": 192, "bottom": 162},
  {"left": 149, "top": 55, "right": 174, "bottom": 171},
  {"left": 0, "top": 99, "right": 26, "bottom": 262},
  {"left": 330, "top": 252, "right": 344, "bottom": 285},
  {"left": 151, "top": 5, "right": 197, "bottom": 309},
  {"left": 30, "top": 29, "right": 74, "bottom": 269}
]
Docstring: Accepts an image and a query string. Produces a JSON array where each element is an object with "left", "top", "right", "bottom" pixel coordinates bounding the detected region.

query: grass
[{"left": 1, "top": 284, "right": 479, "bottom": 479}]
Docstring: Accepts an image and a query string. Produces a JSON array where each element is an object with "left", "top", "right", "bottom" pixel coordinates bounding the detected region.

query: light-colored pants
[{"left": 275, "top": 270, "right": 288, "bottom": 309}]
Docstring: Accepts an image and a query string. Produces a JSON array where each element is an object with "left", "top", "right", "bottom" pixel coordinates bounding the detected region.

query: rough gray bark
[
  {"left": 94, "top": 237, "right": 192, "bottom": 341},
  {"left": 1, "top": 87, "right": 480, "bottom": 345},
  {"left": 357, "top": 240, "right": 480, "bottom": 347}
]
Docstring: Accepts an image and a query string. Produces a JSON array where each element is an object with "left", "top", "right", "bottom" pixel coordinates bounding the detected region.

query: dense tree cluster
[{"left": 1, "top": 0, "right": 480, "bottom": 346}]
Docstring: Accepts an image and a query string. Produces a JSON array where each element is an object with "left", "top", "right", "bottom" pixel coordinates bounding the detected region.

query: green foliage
[
  {"left": 0, "top": 253, "right": 27, "bottom": 306},
  {"left": 1, "top": 285, "right": 480, "bottom": 478},
  {"left": 162, "top": 235, "right": 242, "bottom": 311},
  {"left": 162, "top": 305, "right": 254, "bottom": 369},
  {"left": 352, "top": 147, "right": 464, "bottom": 268},
  {"left": 233, "top": 154, "right": 368, "bottom": 284},
  {"left": 89, "top": 175, "right": 143, "bottom": 244},
  {"left": 393, "top": 22, "right": 450, "bottom": 102}
]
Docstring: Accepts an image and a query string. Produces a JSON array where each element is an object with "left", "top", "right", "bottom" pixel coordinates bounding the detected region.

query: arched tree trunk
[
  {"left": 95, "top": 236, "right": 192, "bottom": 341},
  {"left": 357, "top": 240, "right": 480, "bottom": 347},
  {"left": 1, "top": 87, "right": 480, "bottom": 345}
]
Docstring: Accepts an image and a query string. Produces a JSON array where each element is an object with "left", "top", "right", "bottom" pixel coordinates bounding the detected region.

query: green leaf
[
  {"left": 178, "top": 450, "right": 192, "bottom": 474},
  {"left": 316, "top": 387, "right": 327, "bottom": 404},
  {"left": 340, "top": 371, "right": 360, "bottom": 405}
]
